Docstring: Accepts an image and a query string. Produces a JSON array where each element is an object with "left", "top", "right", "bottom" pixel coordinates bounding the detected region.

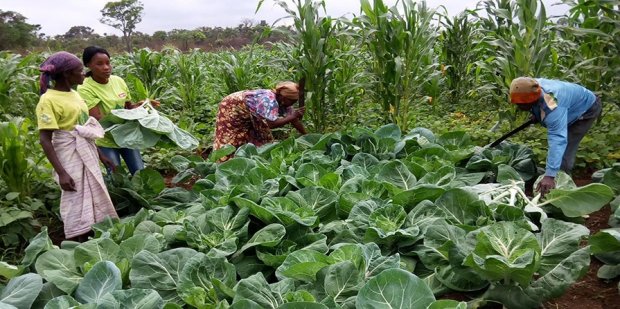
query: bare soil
[{"left": 542, "top": 176, "right": 620, "bottom": 309}]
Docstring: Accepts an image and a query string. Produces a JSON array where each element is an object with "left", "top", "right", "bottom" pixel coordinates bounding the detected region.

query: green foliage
[
  {"left": 0, "top": 10, "right": 41, "bottom": 51},
  {"left": 556, "top": 0, "right": 620, "bottom": 109},
  {"left": 358, "top": 0, "right": 439, "bottom": 131},
  {"left": 472, "top": 0, "right": 555, "bottom": 126},
  {"left": 440, "top": 12, "right": 476, "bottom": 106},
  {"left": 101, "top": 101, "right": 199, "bottom": 151},
  {"left": 0, "top": 118, "right": 34, "bottom": 195},
  {"left": 0, "top": 273, "right": 43, "bottom": 308},
  {"left": 356, "top": 269, "right": 435, "bottom": 308},
  {"left": 8, "top": 127, "right": 618, "bottom": 308},
  {"left": 259, "top": 0, "right": 337, "bottom": 133},
  {"left": 0, "top": 193, "right": 43, "bottom": 254},
  {"left": 0, "top": 51, "right": 41, "bottom": 119}
]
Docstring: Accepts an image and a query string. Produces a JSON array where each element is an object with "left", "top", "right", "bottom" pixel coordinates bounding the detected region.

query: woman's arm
[
  {"left": 267, "top": 107, "right": 305, "bottom": 128},
  {"left": 267, "top": 113, "right": 297, "bottom": 128},
  {"left": 290, "top": 118, "right": 307, "bottom": 135},
  {"left": 89, "top": 106, "right": 103, "bottom": 120},
  {"left": 39, "top": 130, "right": 76, "bottom": 191}
]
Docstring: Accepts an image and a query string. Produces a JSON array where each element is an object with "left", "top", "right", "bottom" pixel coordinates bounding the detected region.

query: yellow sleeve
[
  {"left": 77, "top": 85, "right": 101, "bottom": 110},
  {"left": 35, "top": 96, "right": 59, "bottom": 130},
  {"left": 120, "top": 77, "right": 132, "bottom": 101}
]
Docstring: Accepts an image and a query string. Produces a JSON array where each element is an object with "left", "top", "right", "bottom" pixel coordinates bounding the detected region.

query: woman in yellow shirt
[
  {"left": 77, "top": 46, "right": 148, "bottom": 175},
  {"left": 36, "top": 51, "right": 117, "bottom": 241}
]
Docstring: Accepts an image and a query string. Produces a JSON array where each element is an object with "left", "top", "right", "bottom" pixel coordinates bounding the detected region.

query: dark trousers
[
  {"left": 561, "top": 97, "right": 602, "bottom": 174},
  {"left": 99, "top": 147, "right": 144, "bottom": 175}
]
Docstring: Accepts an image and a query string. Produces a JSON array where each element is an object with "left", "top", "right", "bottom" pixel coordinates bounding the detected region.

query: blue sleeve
[{"left": 543, "top": 106, "right": 568, "bottom": 177}]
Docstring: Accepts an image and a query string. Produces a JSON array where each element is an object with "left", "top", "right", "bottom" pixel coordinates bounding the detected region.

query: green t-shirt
[
  {"left": 36, "top": 89, "right": 89, "bottom": 131},
  {"left": 77, "top": 75, "right": 132, "bottom": 147}
]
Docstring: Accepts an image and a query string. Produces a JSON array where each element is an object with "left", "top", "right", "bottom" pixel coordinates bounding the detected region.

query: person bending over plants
[
  {"left": 36, "top": 51, "right": 118, "bottom": 241},
  {"left": 77, "top": 46, "right": 159, "bottom": 175},
  {"left": 509, "top": 77, "right": 602, "bottom": 196},
  {"left": 212, "top": 81, "right": 307, "bottom": 161}
]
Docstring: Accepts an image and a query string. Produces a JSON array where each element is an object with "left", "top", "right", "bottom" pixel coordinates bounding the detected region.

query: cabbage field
[
  {"left": 0, "top": 0, "right": 619, "bottom": 308},
  {"left": 1, "top": 126, "right": 619, "bottom": 309}
]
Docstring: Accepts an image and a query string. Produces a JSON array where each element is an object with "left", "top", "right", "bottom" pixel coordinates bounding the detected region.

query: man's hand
[
  {"left": 59, "top": 172, "right": 76, "bottom": 191},
  {"left": 536, "top": 175, "right": 556, "bottom": 197}
]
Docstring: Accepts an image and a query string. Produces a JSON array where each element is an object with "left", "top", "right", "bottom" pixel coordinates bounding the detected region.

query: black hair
[{"left": 82, "top": 46, "right": 110, "bottom": 77}]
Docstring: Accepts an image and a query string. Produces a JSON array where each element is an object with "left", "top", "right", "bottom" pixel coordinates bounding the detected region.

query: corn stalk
[
  {"left": 556, "top": 0, "right": 620, "bottom": 109},
  {"left": 325, "top": 21, "right": 373, "bottom": 129},
  {"left": 257, "top": 0, "right": 337, "bottom": 133},
  {"left": 0, "top": 52, "right": 40, "bottom": 119},
  {"left": 440, "top": 11, "right": 477, "bottom": 107},
  {"left": 357, "top": 0, "right": 438, "bottom": 131},
  {"left": 471, "top": 0, "right": 554, "bottom": 128},
  {"left": 115, "top": 48, "right": 175, "bottom": 101},
  {"left": 0, "top": 118, "right": 46, "bottom": 197}
]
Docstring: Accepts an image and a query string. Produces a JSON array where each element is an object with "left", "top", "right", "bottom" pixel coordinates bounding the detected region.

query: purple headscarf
[{"left": 39, "top": 51, "right": 83, "bottom": 95}]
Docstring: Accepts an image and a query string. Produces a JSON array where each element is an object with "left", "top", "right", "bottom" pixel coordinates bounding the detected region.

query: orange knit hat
[{"left": 510, "top": 77, "right": 541, "bottom": 104}]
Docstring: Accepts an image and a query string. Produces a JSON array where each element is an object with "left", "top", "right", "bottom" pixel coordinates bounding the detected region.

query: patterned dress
[{"left": 213, "top": 90, "right": 283, "bottom": 160}]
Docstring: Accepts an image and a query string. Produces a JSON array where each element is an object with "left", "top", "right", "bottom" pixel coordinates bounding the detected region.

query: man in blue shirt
[{"left": 509, "top": 77, "right": 602, "bottom": 195}]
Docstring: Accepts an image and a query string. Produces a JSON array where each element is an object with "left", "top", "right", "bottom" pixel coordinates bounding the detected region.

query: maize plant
[
  {"left": 440, "top": 11, "right": 477, "bottom": 107},
  {"left": 170, "top": 49, "right": 213, "bottom": 115},
  {"left": 115, "top": 48, "right": 175, "bottom": 102},
  {"left": 215, "top": 46, "right": 278, "bottom": 94},
  {"left": 0, "top": 52, "right": 40, "bottom": 119},
  {"left": 556, "top": 0, "right": 620, "bottom": 109},
  {"left": 472, "top": 0, "right": 555, "bottom": 127},
  {"left": 325, "top": 21, "right": 374, "bottom": 129},
  {"left": 0, "top": 117, "right": 45, "bottom": 196},
  {"left": 258, "top": 0, "right": 337, "bottom": 133},
  {"left": 357, "top": 0, "right": 438, "bottom": 131}
]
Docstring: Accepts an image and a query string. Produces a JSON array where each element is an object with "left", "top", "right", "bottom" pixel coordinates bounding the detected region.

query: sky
[{"left": 1, "top": 0, "right": 568, "bottom": 37}]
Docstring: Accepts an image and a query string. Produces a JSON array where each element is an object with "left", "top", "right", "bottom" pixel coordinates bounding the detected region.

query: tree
[
  {"left": 64, "top": 26, "right": 97, "bottom": 40},
  {"left": 169, "top": 29, "right": 206, "bottom": 51},
  {"left": 0, "top": 10, "right": 41, "bottom": 50},
  {"left": 152, "top": 30, "right": 167, "bottom": 42},
  {"left": 100, "top": 0, "right": 144, "bottom": 52}
]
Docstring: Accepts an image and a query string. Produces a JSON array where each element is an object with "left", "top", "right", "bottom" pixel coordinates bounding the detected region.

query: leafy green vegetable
[
  {"left": 0, "top": 273, "right": 43, "bottom": 309},
  {"left": 102, "top": 102, "right": 198, "bottom": 150},
  {"left": 356, "top": 269, "right": 435, "bottom": 309}
]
